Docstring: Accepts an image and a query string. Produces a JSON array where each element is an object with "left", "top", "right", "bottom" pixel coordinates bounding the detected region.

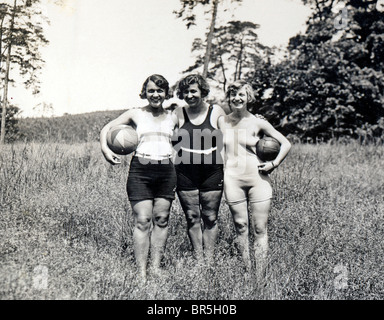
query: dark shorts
[
  {"left": 175, "top": 164, "right": 224, "bottom": 192},
  {"left": 127, "top": 156, "right": 177, "bottom": 201}
]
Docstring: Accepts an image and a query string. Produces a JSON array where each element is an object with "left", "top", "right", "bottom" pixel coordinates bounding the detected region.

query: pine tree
[
  {"left": 0, "top": 0, "right": 49, "bottom": 144},
  {"left": 174, "top": 0, "right": 242, "bottom": 78}
]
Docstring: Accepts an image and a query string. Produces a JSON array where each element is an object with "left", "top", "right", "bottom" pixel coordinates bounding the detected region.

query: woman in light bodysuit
[
  {"left": 100, "top": 74, "right": 178, "bottom": 282},
  {"left": 218, "top": 80, "right": 291, "bottom": 277}
]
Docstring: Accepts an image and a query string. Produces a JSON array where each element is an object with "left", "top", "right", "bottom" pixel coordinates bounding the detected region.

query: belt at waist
[
  {"left": 180, "top": 146, "right": 217, "bottom": 155},
  {"left": 135, "top": 152, "right": 172, "bottom": 161}
]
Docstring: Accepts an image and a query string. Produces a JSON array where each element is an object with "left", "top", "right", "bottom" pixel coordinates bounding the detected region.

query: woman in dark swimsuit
[{"left": 173, "top": 74, "right": 226, "bottom": 262}]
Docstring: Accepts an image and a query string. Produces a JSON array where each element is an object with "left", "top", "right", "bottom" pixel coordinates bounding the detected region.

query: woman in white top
[
  {"left": 218, "top": 80, "right": 291, "bottom": 278},
  {"left": 100, "top": 74, "right": 178, "bottom": 282}
]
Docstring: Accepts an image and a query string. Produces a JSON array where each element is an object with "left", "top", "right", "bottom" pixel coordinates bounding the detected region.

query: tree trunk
[
  {"left": 202, "top": 0, "right": 218, "bottom": 79},
  {"left": 0, "top": 0, "right": 17, "bottom": 145},
  {"left": 0, "top": 9, "right": 6, "bottom": 138},
  {"left": 219, "top": 54, "right": 227, "bottom": 92},
  {"left": 234, "top": 38, "right": 244, "bottom": 81},
  {"left": 0, "top": 14, "right": 5, "bottom": 67},
  {"left": 238, "top": 41, "right": 244, "bottom": 80}
]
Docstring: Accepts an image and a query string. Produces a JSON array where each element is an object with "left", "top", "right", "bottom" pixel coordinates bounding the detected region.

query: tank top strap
[
  {"left": 203, "top": 105, "right": 213, "bottom": 125},
  {"left": 182, "top": 107, "right": 190, "bottom": 123},
  {"left": 182, "top": 105, "right": 213, "bottom": 127}
]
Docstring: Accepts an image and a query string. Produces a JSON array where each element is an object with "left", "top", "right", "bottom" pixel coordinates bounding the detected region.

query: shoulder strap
[
  {"left": 203, "top": 105, "right": 214, "bottom": 125},
  {"left": 182, "top": 107, "right": 190, "bottom": 123}
]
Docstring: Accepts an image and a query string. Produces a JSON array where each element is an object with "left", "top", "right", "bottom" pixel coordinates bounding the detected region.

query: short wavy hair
[
  {"left": 176, "top": 74, "right": 210, "bottom": 100},
  {"left": 139, "top": 74, "right": 172, "bottom": 100},
  {"left": 225, "top": 80, "right": 256, "bottom": 104}
]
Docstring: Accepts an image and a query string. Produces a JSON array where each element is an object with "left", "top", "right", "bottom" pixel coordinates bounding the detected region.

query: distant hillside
[{"left": 17, "top": 109, "right": 126, "bottom": 143}]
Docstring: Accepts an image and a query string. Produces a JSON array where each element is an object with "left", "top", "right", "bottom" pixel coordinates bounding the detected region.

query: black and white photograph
[{"left": 1, "top": 0, "right": 383, "bottom": 306}]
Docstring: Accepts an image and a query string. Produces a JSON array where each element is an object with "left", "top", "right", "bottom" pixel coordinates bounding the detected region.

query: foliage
[
  {"left": 174, "top": 0, "right": 243, "bottom": 78},
  {"left": 185, "top": 20, "right": 267, "bottom": 93},
  {"left": 0, "top": 104, "right": 20, "bottom": 142},
  {"left": 1, "top": 0, "right": 49, "bottom": 144},
  {"left": 0, "top": 0, "right": 49, "bottom": 94},
  {"left": 174, "top": 0, "right": 211, "bottom": 29},
  {"left": 248, "top": 0, "right": 384, "bottom": 142},
  {"left": 174, "top": 0, "right": 243, "bottom": 29},
  {"left": 16, "top": 109, "right": 126, "bottom": 143}
]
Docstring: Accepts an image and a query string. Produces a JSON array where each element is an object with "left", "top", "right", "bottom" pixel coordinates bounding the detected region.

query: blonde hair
[{"left": 225, "top": 80, "right": 256, "bottom": 104}]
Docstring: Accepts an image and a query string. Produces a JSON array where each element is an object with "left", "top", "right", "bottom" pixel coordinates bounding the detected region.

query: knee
[
  {"left": 135, "top": 216, "right": 152, "bottom": 232},
  {"left": 253, "top": 223, "right": 267, "bottom": 237},
  {"left": 234, "top": 219, "right": 248, "bottom": 235},
  {"left": 153, "top": 213, "right": 169, "bottom": 228},
  {"left": 185, "top": 210, "right": 201, "bottom": 226},
  {"left": 202, "top": 211, "right": 217, "bottom": 229}
]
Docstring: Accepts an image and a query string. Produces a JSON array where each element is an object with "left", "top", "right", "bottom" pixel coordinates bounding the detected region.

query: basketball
[
  {"left": 107, "top": 125, "right": 138, "bottom": 155},
  {"left": 256, "top": 136, "right": 280, "bottom": 161}
]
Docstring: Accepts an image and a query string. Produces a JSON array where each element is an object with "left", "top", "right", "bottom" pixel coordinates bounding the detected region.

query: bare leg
[
  {"left": 249, "top": 199, "right": 271, "bottom": 281},
  {"left": 131, "top": 200, "right": 153, "bottom": 282},
  {"left": 177, "top": 190, "right": 203, "bottom": 260},
  {"left": 150, "top": 197, "right": 172, "bottom": 273},
  {"left": 200, "top": 190, "right": 222, "bottom": 262},
  {"left": 228, "top": 201, "right": 251, "bottom": 271}
]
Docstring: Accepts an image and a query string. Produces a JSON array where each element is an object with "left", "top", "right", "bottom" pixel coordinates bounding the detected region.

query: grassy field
[{"left": 0, "top": 141, "right": 383, "bottom": 300}]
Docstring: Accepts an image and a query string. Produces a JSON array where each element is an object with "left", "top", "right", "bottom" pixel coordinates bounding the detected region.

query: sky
[{"left": 9, "top": 0, "right": 312, "bottom": 117}]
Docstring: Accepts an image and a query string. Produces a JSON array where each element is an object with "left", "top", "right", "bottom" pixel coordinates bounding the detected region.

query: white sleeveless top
[{"left": 135, "top": 110, "right": 175, "bottom": 160}]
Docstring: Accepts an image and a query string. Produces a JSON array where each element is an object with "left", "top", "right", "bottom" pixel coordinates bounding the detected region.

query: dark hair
[
  {"left": 176, "top": 74, "right": 210, "bottom": 100},
  {"left": 225, "top": 80, "right": 256, "bottom": 104},
  {"left": 140, "top": 74, "right": 172, "bottom": 99}
]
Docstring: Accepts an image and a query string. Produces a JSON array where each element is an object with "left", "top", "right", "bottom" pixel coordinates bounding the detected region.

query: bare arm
[
  {"left": 217, "top": 115, "right": 227, "bottom": 168},
  {"left": 211, "top": 104, "right": 226, "bottom": 129},
  {"left": 217, "top": 114, "right": 224, "bottom": 130},
  {"left": 100, "top": 109, "right": 136, "bottom": 165},
  {"left": 170, "top": 109, "right": 180, "bottom": 162},
  {"left": 171, "top": 108, "right": 180, "bottom": 129},
  {"left": 257, "top": 119, "right": 292, "bottom": 172},
  {"left": 172, "top": 106, "right": 184, "bottom": 128}
]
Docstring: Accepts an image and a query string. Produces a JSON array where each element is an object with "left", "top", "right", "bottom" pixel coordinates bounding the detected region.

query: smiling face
[
  {"left": 183, "top": 83, "right": 203, "bottom": 108},
  {"left": 229, "top": 85, "right": 249, "bottom": 110},
  {"left": 145, "top": 80, "right": 166, "bottom": 108}
]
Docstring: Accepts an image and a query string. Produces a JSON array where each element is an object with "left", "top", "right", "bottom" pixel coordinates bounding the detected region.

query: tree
[
  {"left": 250, "top": 0, "right": 384, "bottom": 142},
  {"left": 0, "top": 0, "right": 49, "bottom": 144},
  {"left": 0, "top": 103, "right": 20, "bottom": 142},
  {"left": 185, "top": 20, "right": 265, "bottom": 93},
  {"left": 0, "top": 0, "right": 17, "bottom": 145},
  {"left": 33, "top": 101, "right": 54, "bottom": 117},
  {"left": 174, "top": 0, "right": 242, "bottom": 78}
]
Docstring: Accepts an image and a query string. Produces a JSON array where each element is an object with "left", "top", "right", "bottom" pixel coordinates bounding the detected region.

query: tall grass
[{"left": 0, "top": 141, "right": 383, "bottom": 300}]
